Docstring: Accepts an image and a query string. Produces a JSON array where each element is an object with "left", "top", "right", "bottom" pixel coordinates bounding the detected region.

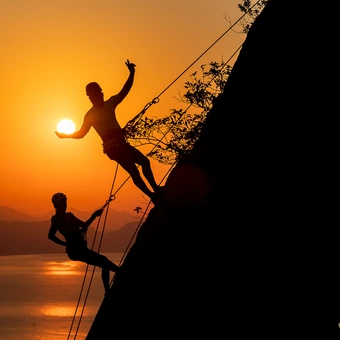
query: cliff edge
[{"left": 86, "top": 1, "right": 339, "bottom": 338}]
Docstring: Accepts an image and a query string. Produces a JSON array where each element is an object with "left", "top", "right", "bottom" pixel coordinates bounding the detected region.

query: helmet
[{"left": 52, "top": 192, "right": 67, "bottom": 205}]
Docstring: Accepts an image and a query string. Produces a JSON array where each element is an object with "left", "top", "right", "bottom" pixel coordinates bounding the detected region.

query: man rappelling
[
  {"left": 48, "top": 192, "right": 119, "bottom": 295},
  {"left": 55, "top": 60, "right": 162, "bottom": 204}
]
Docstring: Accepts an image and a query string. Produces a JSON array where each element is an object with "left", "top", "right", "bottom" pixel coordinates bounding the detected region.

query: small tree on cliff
[
  {"left": 125, "top": 61, "right": 232, "bottom": 165},
  {"left": 124, "top": 0, "right": 268, "bottom": 165}
]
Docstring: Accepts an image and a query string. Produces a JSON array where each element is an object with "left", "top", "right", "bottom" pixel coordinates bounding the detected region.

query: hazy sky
[{"left": 1, "top": 0, "right": 246, "bottom": 215}]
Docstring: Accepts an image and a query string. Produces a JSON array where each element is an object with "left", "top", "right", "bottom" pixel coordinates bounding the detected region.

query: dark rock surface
[{"left": 86, "top": 1, "right": 339, "bottom": 338}]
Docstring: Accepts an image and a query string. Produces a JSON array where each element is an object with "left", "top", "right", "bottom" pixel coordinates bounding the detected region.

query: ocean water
[{"left": 0, "top": 253, "right": 124, "bottom": 340}]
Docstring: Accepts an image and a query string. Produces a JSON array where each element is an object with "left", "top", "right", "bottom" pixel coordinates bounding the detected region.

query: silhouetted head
[
  {"left": 86, "top": 82, "right": 101, "bottom": 95},
  {"left": 86, "top": 82, "right": 104, "bottom": 106},
  {"left": 52, "top": 192, "right": 67, "bottom": 209}
]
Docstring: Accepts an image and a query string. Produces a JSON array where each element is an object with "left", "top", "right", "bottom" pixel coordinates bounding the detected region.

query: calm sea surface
[{"left": 0, "top": 253, "right": 124, "bottom": 340}]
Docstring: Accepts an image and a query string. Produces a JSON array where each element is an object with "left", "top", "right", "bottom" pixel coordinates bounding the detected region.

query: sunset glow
[
  {"left": 1, "top": 0, "right": 245, "bottom": 215},
  {"left": 40, "top": 305, "right": 81, "bottom": 317},
  {"left": 56, "top": 119, "right": 76, "bottom": 134},
  {"left": 44, "top": 261, "right": 83, "bottom": 276}
]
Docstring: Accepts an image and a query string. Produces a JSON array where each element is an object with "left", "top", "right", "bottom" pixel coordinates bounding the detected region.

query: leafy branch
[
  {"left": 238, "top": 0, "right": 269, "bottom": 33},
  {"left": 124, "top": 1, "right": 267, "bottom": 165},
  {"left": 125, "top": 61, "right": 232, "bottom": 165}
]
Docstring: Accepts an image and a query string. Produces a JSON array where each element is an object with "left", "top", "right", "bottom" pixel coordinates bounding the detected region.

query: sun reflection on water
[
  {"left": 39, "top": 305, "right": 78, "bottom": 317},
  {"left": 43, "top": 260, "right": 84, "bottom": 276}
]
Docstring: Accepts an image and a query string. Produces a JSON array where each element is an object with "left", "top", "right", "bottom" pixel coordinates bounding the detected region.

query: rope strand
[
  {"left": 67, "top": 164, "right": 119, "bottom": 339},
  {"left": 68, "top": 2, "right": 263, "bottom": 337},
  {"left": 125, "top": 0, "right": 261, "bottom": 130}
]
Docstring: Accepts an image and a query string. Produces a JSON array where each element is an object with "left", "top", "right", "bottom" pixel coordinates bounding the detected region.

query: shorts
[
  {"left": 104, "top": 141, "right": 142, "bottom": 165},
  {"left": 102, "top": 130, "right": 129, "bottom": 160}
]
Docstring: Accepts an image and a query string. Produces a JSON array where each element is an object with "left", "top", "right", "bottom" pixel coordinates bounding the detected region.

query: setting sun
[{"left": 56, "top": 119, "right": 76, "bottom": 134}]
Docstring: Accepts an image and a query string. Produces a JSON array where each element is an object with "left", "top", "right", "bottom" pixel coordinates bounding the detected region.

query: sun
[{"left": 56, "top": 119, "right": 76, "bottom": 134}]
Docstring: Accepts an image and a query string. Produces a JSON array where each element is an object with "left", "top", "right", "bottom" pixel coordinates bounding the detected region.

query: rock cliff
[{"left": 86, "top": 1, "right": 339, "bottom": 338}]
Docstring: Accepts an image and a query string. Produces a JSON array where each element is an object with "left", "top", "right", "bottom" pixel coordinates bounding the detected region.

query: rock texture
[{"left": 86, "top": 1, "right": 339, "bottom": 338}]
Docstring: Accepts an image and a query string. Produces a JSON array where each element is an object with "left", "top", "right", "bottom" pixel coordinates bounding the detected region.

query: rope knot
[{"left": 151, "top": 97, "right": 160, "bottom": 104}]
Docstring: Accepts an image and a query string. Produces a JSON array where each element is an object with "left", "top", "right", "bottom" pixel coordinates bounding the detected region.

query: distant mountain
[
  {"left": 0, "top": 219, "right": 140, "bottom": 256},
  {"left": 65, "top": 222, "right": 141, "bottom": 255},
  {"left": 0, "top": 205, "right": 139, "bottom": 232},
  {"left": 0, "top": 206, "right": 37, "bottom": 222},
  {"left": 92, "top": 222, "right": 140, "bottom": 254}
]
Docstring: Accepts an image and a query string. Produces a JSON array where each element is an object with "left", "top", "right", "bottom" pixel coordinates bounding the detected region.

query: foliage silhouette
[
  {"left": 238, "top": 0, "right": 269, "bottom": 33},
  {"left": 125, "top": 61, "right": 232, "bottom": 165},
  {"left": 124, "top": 0, "right": 267, "bottom": 165}
]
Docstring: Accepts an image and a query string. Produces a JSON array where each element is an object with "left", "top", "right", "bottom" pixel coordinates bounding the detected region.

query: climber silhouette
[
  {"left": 55, "top": 59, "right": 161, "bottom": 204},
  {"left": 48, "top": 192, "right": 119, "bottom": 294}
]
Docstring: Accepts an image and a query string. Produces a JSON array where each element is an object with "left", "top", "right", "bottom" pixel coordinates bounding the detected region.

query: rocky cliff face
[{"left": 86, "top": 1, "right": 339, "bottom": 338}]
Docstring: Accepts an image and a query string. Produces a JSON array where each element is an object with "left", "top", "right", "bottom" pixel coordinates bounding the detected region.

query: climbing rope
[
  {"left": 68, "top": 2, "right": 264, "bottom": 337},
  {"left": 108, "top": 42, "right": 243, "bottom": 275},
  {"left": 109, "top": 162, "right": 176, "bottom": 286},
  {"left": 67, "top": 164, "right": 119, "bottom": 340},
  {"left": 110, "top": 43, "right": 241, "bottom": 266},
  {"left": 76, "top": 10, "right": 251, "bottom": 297},
  {"left": 107, "top": 9, "right": 259, "bottom": 279},
  {"left": 124, "top": 0, "right": 262, "bottom": 135}
]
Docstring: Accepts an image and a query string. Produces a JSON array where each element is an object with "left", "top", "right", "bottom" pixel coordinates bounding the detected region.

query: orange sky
[{"left": 1, "top": 0, "right": 246, "bottom": 215}]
